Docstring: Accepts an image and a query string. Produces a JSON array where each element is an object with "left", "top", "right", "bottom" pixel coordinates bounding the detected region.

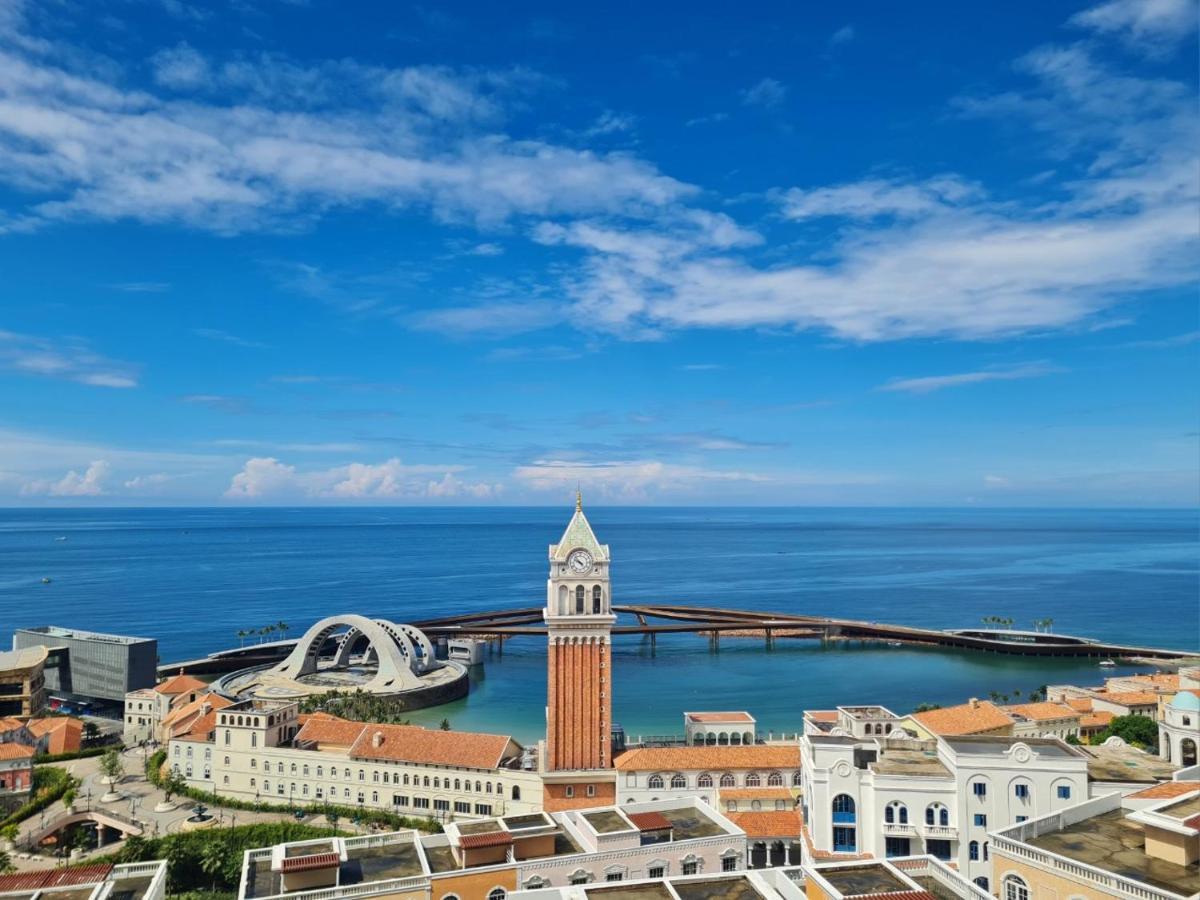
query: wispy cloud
[
  {"left": 109, "top": 282, "right": 170, "bottom": 293},
  {"left": 829, "top": 25, "right": 855, "bottom": 46},
  {"left": 225, "top": 456, "right": 498, "bottom": 499},
  {"left": 740, "top": 77, "right": 787, "bottom": 109},
  {"left": 0, "top": 329, "right": 139, "bottom": 388},
  {"left": 1121, "top": 330, "right": 1200, "bottom": 349},
  {"left": 1070, "top": 0, "right": 1198, "bottom": 54},
  {"left": 193, "top": 328, "right": 269, "bottom": 348},
  {"left": 879, "top": 362, "right": 1061, "bottom": 394},
  {"left": 779, "top": 175, "right": 981, "bottom": 220}
]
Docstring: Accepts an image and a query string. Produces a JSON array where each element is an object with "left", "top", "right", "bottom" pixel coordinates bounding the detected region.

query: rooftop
[
  {"left": 870, "top": 747, "right": 951, "bottom": 778},
  {"left": 1004, "top": 702, "right": 1080, "bottom": 722},
  {"left": 350, "top": 722, "right": 517, "bottom": 770},
  {"left": 1096, "top": 691, "right": 1161, "bottom": 706},
  {"left": 670, "top": 877, "right": 765, "bottom": 900},
  {"left": 1128, "top": 782, "right": 1200, "bottom": 801},
  {"left": 724, "top": 810, "right": 803, "bottom": 839},
  {"left": 614, "top": 744, "right": 800, "bottom": 771},
  {"left": 820, "top": 864, "right": 912, "bottom": 897},
  {"left": 0, "top": 646, "right": 48, "bottom": 672},
  {"left": 942, "top": 735, "right": 1079, "bottom": 758},
  {"left": 582, "top": 809, "right": 633, "bottom": 834},
  {"left": 1025, "top": 807, "right": 1200, "bottom": 897},
  {"left": 16, "top": 626, "right": 153, "bottom": 645},
  {"left": 246, "top": 836, "right": 424, "bottom": 898},
  {"left": 686, "top": 712, "right": 755, "bottom": 724},
  {"left": 654, "top": 805, "right": 727, "bottom": 840},
  {"left": 1082, "top": 742, "right": 1180, "bottom": 783},
  {"left": 584, "top": 884, "right": 675, "bottom": 900},
  {"left": 910, "top": 701, "right": 1013, "bottom": 736}
]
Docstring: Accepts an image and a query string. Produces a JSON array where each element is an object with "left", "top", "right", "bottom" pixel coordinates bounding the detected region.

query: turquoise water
[{"left": 0, "top": 507, "right": 1195, "bottom": 742}]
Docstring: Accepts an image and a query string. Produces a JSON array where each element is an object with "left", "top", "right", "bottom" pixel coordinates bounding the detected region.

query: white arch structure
[{"left": 274, "top": 614, "right": 436, "bottom": 692}]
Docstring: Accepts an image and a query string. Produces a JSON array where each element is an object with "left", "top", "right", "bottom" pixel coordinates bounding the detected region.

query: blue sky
[{"left": 0, "top": 0, "right": 1196, "bottom": 506}]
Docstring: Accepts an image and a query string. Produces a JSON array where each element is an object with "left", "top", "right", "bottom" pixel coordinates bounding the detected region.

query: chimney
[
  {"left": 372, "top": 731, "right": 384, "bottom": 748},
  {"left": 969, "top": 698, "right": 979, "bottom": 708}
]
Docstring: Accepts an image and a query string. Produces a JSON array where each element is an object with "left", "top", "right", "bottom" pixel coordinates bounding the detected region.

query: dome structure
[{"left": 1170, "top": 690, "right": 1200, "bottom": 711}]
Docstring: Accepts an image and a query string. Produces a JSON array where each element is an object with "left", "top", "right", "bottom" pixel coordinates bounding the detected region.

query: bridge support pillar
[
  {"left": 709, "top": 631, "right": 720, "bottom": 652},
  {"left": 649, "top": 633, "right": 656, "bottom": 655},
  {"left": 636, "top": 614, "right": 647, "bottom": 626},
  {"left": 765, "top": 628, "right": 773, "bottom": 650}
]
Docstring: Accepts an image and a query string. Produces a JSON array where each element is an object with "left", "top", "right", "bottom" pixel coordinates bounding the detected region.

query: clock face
[{"left": 567, "top": 549, "right": 593, "bottom": 574}]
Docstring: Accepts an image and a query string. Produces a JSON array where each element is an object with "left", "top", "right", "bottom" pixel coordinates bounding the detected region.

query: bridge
[{"left": 20, "top": 808, "right": 144, "bottom": 852}]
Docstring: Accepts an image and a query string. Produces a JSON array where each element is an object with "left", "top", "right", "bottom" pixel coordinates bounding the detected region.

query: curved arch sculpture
[{"left": 274, "top": 614, "right": 428, "bottom": 692}]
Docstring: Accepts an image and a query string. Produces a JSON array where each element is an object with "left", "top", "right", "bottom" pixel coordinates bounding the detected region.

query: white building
[
  {"left": 123, "top": 672, "right": 207, "bottom": 744},
  {"left": 615, "top": 741, "right": 802, "bottom": 807},
  {"left": 169, "top": 699, "right": 543, "bottom": 821},
  {"left": 1158, "top": 691, "right": 1199, "bottom": 768},
  {"left": 800, "top": 730, "right": 1092, "bottom": 893}
]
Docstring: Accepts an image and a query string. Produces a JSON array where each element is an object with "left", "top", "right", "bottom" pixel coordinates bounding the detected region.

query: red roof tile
[
  {"left": 726, "top": 810, "right": 804, "bottom": 839},
  {"left": 0, "top": 743, "right": 34, "bottom": 760},
  {"left": 458, "top": 831, "right": 513, "bottom": 849},
  {"left": 279, "top": 853, "right": 341, "bottom": 873},
  {"left": 0, "top": 864, "right": 113, "bottom": 892},
  {"left": 350, "top": 723, "right": 514, "bottom": 770},
  {"left": 627, "top": 812, "right": 673, "bottom": 831}
]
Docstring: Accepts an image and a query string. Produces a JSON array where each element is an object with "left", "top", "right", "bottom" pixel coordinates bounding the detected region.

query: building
[
  {"left": 900, "top": 700, "right": 1015, "bottom": 740},
  {"left": 615, "top": 741, "right": 803, "bottom": 807},
  {"left": 1159, "top": 691, "right": 1199, "bottom": 767},
  {"left": 800, "top": 728, "right": 1094, "bottom": 891},
  {"left": 13, "top": 625, "right": 157, "bottom": 705},
  {"left": 542, "top": 494, "right": 618, "bottom": 811},
  {"left": 236, "top": 798, "right": 749, "bottom": 900},
  {"left": 0, "top": 860, "right": 167, "bottom": 900},
  {"left": 0, "top": 646, "right": 48, "bottom": 716},
  {"left": 26, "top": 715, "right": 84, "bottom": 755},
  {"left": 1090, "top": 690, "right": 1161, "bottom": 718},
  {"left": 989, "top": 782, "right": 1200, "bottom": 900},
  {"left": 0, "top": 742, "right": 34, "bottom": 802},
  {"left": 1003, "top": 702, "right": 1081, "bottom": 740},
  {"left": 169, "top": 701, "right": 542, "bottom": 820},
  {"left": 123, "top": 671, "right": 209, "bottom": 744},
  {"left": 685, "top": 712, "right": 757, "bottom": 746}
]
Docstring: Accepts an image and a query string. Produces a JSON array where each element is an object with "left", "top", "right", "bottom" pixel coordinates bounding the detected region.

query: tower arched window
[
  {"left": 575, "top": 585, "right": 585, "bottom": 614},
  {"left": 593, "top": 585, "right": 602, "bottom": 613},
  {"left": 697, "top": 773, "right": 713, "bottom": 788},
  {"left": 719, "top": 773, "right": 735, "bottom": 788},
  {"left": 767, "top": 772, "right": 783, "bottom": 787},
  {"left": 648, "top": 774, "right": 664, "bottom": 790},
  {"left": 968, "top": 841, "right": 979, "bottom": 861}
]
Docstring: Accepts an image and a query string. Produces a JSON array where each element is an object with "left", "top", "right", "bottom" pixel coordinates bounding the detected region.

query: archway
[{"left": 1182, "top": 738, "right": 1197, "bottom": 767}]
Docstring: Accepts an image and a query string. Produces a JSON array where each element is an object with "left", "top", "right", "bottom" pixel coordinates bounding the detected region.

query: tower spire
[{"left": 576, "top": 486, "right": 582, "bottom": 512}]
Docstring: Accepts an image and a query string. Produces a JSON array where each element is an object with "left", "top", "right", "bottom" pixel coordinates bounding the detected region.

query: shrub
[{"left": 0, "top": 768, "right": 77, "bottom": 830}]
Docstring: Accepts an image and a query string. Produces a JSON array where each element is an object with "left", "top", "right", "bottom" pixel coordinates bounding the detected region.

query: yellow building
[{"left": 0, "top": 646, "right": 48, "bottom": 717}]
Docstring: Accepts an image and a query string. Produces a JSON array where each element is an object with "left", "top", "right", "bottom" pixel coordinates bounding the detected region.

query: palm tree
[
  {"left": 0, "top": 850, "right": 14, "bottom": 875},
  {"left": 276, "top": 621, "right": 290, "bottom": 640},
  {"left": 259, "top": 625, "right": 274, "bottom": 644},
  {"left": 236, "top": 629, "right": 248, "bottom": 647}
]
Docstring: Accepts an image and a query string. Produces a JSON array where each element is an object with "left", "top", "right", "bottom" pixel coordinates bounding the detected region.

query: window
[
  {"left": 593, "top": 585, "right": 602, "bottom": 613},
  {"left": 223, "top": 775, "right": 230, "bottom": 785},
  {"left": 767, "top": 772, "right": 783, "bottom": 787},
  {"left": 885, "top": 801, "right": 907, "bottom": 825},
  {"left": 745, "top": 773, "right": 761, "bottom": 787},
  {"left": 720, "top": 773, "right": 735, "bottom": 788},
  {"left": 565, "top": 785, "right": 575, "bottom": 798},
  {"left": 1015, "top": 815, "right": 1027, "bottom": 823},
  {"left": 670, "top": 774, "right": 686, "bottom": 789},
  {"left": 575, "top": 585, "right": 585, "bottom": 613},
  {"left": 475, "top": 803, "right": 492, "bottom": 815},
  {"left": 726, "top": 801, "right": 737, "bottom": 812},
  {"left": 793, "top": 771, "right": 802, "bottom": 786},
  {"left": 682, "top": 862, "right": 698, "bottom": 876},
  {"left": 455, "top": 801, "right": 470, "bottom": 813},
  {"left": 972, "top": 781, "right": 987, "bottom": 797},
  {"left": 1014, "top": 783, "right": 1029, "bottom": 799},
  {"left": 973, "top": 878, "right": 989, "bottom": 892},
  {"left": 1057, "top": 785, "right": 1071, "bottom": 800},
  {"left": 586, "top": 785, "right": 594, "bottom": 797},
  {"left": 413, "top": 797, "right": 430, "bottom": 809},
  {"left": 372, "top": 791, "right": 378, "bottom": 803},
  {"left": 884, "top": 837, "right": 910, "bottom": 858},
  {"left": 605, "top": 874, "right": 623, "bottom": 883},
  {"left": 832, "top": 794, "right": 856, "bottom": 824},
  {"left": 648, "top": 775, "right": 664, "bottom": 790},
  {"left": 434, "top": 799, "right": 450, "bottom": 812},
  {"left": 394, "top": 795, "right": 408, "bottom": 806},
  {"left": 722, "top": 857, "right": 737, "bottom": 872},
  {"left": 926, "top": 839, "right": 952, "bottom": 861},
  {"left": 442, "top": 895, "right": 461, "bottom": 900},
  {"left": 487, "top": 889, "right": 507, "bottom": 900},
  {"left": 1003, "top": 875, "right": 1029, "bottom": 900},
  {"left": 833, "top": 826, "right": 856, "bottom": 853},
  {"left": 648, "top": 866, "right": 665, "bottom": 879},
  {"left": 570, "top": 874, "right": 589, "bottom": 886},
  {"left": 224, "top": 756, "right": 230, "bottom": 765},
  {"left": 968, "top": 841, "right": 979, "bottom": 861},
  {"left": 751, "top": 800, "right": 762, "bottom": 811},
  {"left": 974, "top": 814, "right": 987, "bottom": 827},
  {"left": 983, "top": 842, "right": 989, "bottom": 860}
]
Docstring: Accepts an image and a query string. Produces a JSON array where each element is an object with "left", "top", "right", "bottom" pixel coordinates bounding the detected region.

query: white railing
[
  {"left": 113, "top": 861, "right": 168, "bottom": 900},
  {"left": 256, "top": 875, "right": 430, "bottom": 900},
  {"left": 890, "top": 856, "right": 991, "bottom": 900},
  {"left": 881, "top": 823, "right": 916, "bottom": 836},
  {"left": 343, "top": 831, "right": 414, "bottom": 850},
  {"left": 919, "top": 824, "right": 957, "bottom": 838}
]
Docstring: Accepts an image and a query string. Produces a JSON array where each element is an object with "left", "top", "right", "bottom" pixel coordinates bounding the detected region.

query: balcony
[
  {"left": 882, "top": 822, "right": 916, "bottom": 837},
  {"left": 920, "top": 824, "right": 957, "bottom": 839}
]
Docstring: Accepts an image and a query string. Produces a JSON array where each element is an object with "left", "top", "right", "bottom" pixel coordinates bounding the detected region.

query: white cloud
[
  {"left": 22, "top": 460, "right": 111, "bottom": 496},
  {"left": 224, "top": 456, "right": 497, "bottom": 500},
  {"left": 150, "top": 42, "right": 210, "bottom": 89},
  {"left": 740, "top": 77, "right": 786, "bottom": 108},
  {"left": 829, "top": 25, "right": 855, "bottom": 46},
  {"left": 193, "top": 328, "right": 268, "bottom": 348},
  {"left": 1070, "top": 0, "right": 1198, "bottom": 52},
  {"left": 583, "top": 110, "right": 635, "bottom": 138},
  {"left": 124, "top": 472, "right": 172, "bottom": 490},
  {"left": 0, "top": 329, "right": 138, "bottom": 388},
  {"left": 780, "top": 175, "right": 981, "bottom": 220},
  {"left": 879, "top": 363, "right": 1061, "bottom": 394},
  {"left": 513, "top": 458, "right": 770, "bottom": 500}
]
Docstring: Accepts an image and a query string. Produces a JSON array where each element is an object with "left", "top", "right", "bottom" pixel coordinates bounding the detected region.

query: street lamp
[{"left": 84, "top": 788, "right": 92, "bottom": 812}]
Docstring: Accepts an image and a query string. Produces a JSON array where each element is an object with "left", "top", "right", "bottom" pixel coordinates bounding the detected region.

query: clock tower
[{"left": 541, "top": 492, "right": 618, "bottom": 810}]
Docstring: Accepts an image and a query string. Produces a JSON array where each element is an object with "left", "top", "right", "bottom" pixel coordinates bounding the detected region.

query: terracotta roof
[
  {"left": 295, "top": 713, "right": 367, "bottom": 748},
  {"left": 686, "top": 712, "right": 754, "bottom": 723},
  {"left": 1079, "top": 711, "right": 1114, "bottom": 729},
  {"left": 458, "top": 831, "right": 513, "bottom": 849},
  {"left": 806, "top": 711, "right": 839, "bottom": 722},
  {"left": 1127, "top": 782, "right": 1200, "bottom": 800},
  {"left": 911, "top": 701, "right": 1014, "bottom": 736},
  {"left": 162, "top": 694, "right": 233, "bottom": 738},
  {"left": 615, "top": 744, "right": 801, "bottom": 771},
  {"left": 0, "top": 864, "right": 113, "bottom": 892},
  {"left": 1004, "top": 702, "right": 1080, "bottom": 722},
  {"left": 726, "top": 809, "right": 803, "bottom": 838},
  {"left": 0, "top": 742, "right": 35, "bottom": 760},
  {"left": 175, "top": 706, "right": 223, "bottom": 742},
  {"left": 627, "top": 812, "right": 673, "bottom": 831},
  {"left": 26, "top": 717, "right": 83, "bottom": 754},
  {"left": 1119, "top": 674, "right": 1180, "bottom": 690},
  {"left": 350, "top": 723, "right": 514, "bottom": 770},
  {"left": 718, "top": 787, "right": 794, "bottom": 801},
  {"left": 0, "top": 717, "right": 25, "bottom": 734},
  {"left": 279, "top": 853, "right": 340, "bottom": 873},
  {"left": 155, "top": 673, "right": 207, "bottom": 695},
  {"left": 1064, "top": 698, "right": 1094, "bottom": 713},
  {"left": 1098, "top": 691, "right": 1160, "bottom": 706}
]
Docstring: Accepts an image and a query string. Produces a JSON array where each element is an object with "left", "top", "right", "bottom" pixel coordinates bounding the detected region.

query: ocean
[{"left": 1, "top": 506, "right": 1196, "bottom": 742}]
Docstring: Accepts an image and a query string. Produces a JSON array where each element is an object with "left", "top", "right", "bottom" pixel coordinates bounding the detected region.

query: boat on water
[
  {"left": 54, "top": 535, "right": 67, "bottom": 541},
  {"left": 886, "top": 641, "right": 903, "bottom": 647},
  {"left": 1099, "top": 659, "right": 1117, "bottom": 667},
  {"left": 41, "top": 577, "right": 52, "bottom": 584}
]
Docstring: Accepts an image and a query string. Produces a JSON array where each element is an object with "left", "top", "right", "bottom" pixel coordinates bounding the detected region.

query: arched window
[
  {"left": 593, "top": 585, "right": 602, "bottom": 613},
  {"left": 751, "top": 800, "right": 762, "bottom": 811},
  {"left": 983, "top": 842, "right": 989, "bottom": 861},
  {"left": 926, "top": 803, "right": 948, "bottom": 827},
  {"left": 885, "top": 805, "right": 894, "bottom": 824},
  {"left": 832, "top": 794, "right": 855, "bottom": 823},
  {"left": 973, "top": 878, "right": 989, "bottom": 892},
  {"left": 719, "top": 773, "right": 735, "bottom": 787},
  {"left": 512, "top": 785, "right": 521, "bottom": 801},
  {"left": 792, "top": 771, "right": 802, "bottom": 786},
  {"left": 671, "top": 774, "right": 687, "bottom": 789},
  {"left": 575, "top": 586, "right": 585, "bottom": 614},
  {"left": 968, "top": 841, "right": 979, "bottom": 861},
  {"left": 1003, "top": 875, "right": 1029, "bottom": 900},
  {"left": 648, "top": 774, "right": 664, "bottom": 790},
  {"left": 487, "top": 889, "right": 507, "bottom": 900},
  {"left": 745, "top": 773, "right": 761, "bottom": 787},
  {"left": 698, "top": 773, "right": 713, "bottom": 788},
  {"left": 767, "top": 772, "right": 783, "bottom": 787},
  {"left": 442, "top": 894, "right": 461, "bottom": 900}
]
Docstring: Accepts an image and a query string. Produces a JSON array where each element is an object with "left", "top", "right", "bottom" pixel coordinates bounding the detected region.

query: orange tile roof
[
  {"left": 911, "top": 701, "right": 1014, "bottom": 736},
  {"left": 1064, "top": 698, "right": 1094, "bottom": 713},
  {"left": 279, "top": 853, "right": 340, "bottom": 873},
  {"left": 1119, "top": 674, "right": 1181, "bottom": 690},
  {"left": 1079, "top": 711, "right": 1114, "bottom": 729},
  {"left": 350, "top": 723, "right": 514, "bottom": 770},
  {"left": 615, "top": 744, "right": 801, "bottom": 771},
  {"left": 1097, "top": 691, "right": 1159, "bottom": 706},
  {"left": 806, "top": 711, "right": 839, "bottom": 722},
  {"left": 162, "top": 695, "right": 233, "bottom": 738},
  {"left": 0, "top": 717, "right": 25, "bottom": 733},
  {"left": 726, "top": 809, "right": 803, "bottom": 838},
  {"left": 1127, "top": 782, "right": 1200, "bottom": 800},
  {"left": 718, "top": 787, "right": 794, "bottom": 801},
  {"left": 686, "top": 712, "right": 754, "bottom": 723},
  {"left": 627, "top": 812, "right": 674, "bottom": 831},
  {"left": 0, "top": 742, "right": 35, "bottom": 760},
  {"left": 26, "top": 717, "right": 83, "bottom": 754},
  {"left": 295, "top": 713, "right": 368, "bottom": 748},
  {"left": 155, "top": 673, "right": 207, "bottom": 695},
  {"left": 1004, "top": 702, "right": 1080, "bottom": 722}
]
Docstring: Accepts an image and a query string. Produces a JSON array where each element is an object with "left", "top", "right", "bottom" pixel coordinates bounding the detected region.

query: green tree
[
  {"left": 199, "top": 835, "right": 228, "bottom": 890},
  {"left": 82, "top": 721, "right": 101, "bottom": 746},
  {"left": 0, "top": 850, "right": 15, "bottom": 875},
  {"left": 276, "top": 622, "right": 290, "bottom": 639},
  {"left": 237, "top": 629, "right": 249, "bottom": 647},
  {"left": 439, "top": 718, "right": 451, "bottom": 731},
  {"left": 100, "top": 747, "right": 124, "bottom": 783},
  {"left": 1098, "top": 714, "right": 1160, "bottom": 749},
  {"left": 913, "top": 702, "right": 942, "bottom": 713},
  {"left": 162, "top": 766, "right": 188, "bottom": 802}
]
